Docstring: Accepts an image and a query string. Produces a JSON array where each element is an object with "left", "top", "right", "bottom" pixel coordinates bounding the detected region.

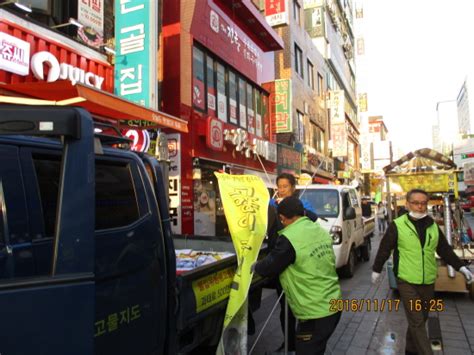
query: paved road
[{"left": 248, "top": 222, "right": 474, "bottom": 355}]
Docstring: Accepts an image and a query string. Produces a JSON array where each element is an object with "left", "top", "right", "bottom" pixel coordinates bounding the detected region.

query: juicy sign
[{"left": 0, "top": 32, "right": 105, "bottom": 89}]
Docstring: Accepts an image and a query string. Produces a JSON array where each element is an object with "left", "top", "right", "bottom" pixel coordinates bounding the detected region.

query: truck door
[{"left": 0, "top": 106, "right": 96, "bottom": 355}]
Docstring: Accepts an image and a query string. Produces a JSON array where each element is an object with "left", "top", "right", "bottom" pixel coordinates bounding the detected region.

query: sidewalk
[{"left": 248, "top": 233, "right": 474, "bottom": 354}]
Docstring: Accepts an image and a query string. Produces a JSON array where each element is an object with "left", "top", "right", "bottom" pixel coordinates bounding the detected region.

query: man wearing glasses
[{"left": 371, "top": 189, "right": 473, "bottom": 355}]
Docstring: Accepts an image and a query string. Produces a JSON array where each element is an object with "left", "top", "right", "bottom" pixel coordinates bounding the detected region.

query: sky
[{"left": 362, "top": 0, "right": 474, "bottom": 155}]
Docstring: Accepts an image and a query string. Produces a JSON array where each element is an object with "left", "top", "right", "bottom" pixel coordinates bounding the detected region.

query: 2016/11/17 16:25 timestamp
[{"left": 329, "top": 298, "right": 445, "bottom": 312}]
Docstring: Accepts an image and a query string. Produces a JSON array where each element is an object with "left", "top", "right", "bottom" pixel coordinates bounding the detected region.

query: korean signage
[
  {"left": 330, "top": 90, "right": 345, "bottom": 124},
  {"left": 461, "top": 153, "right": 474, "bottom": 159},
  {"left": 358, "top": 93, "right": 368, "bottom": 112},
  {"left": 390, "top": 173, "right": 457, "bottom": 194},
  {"left": 115, "top": 0, "right": 157, "bottom": 108},
  {"left": 78, "top": 0, "right": 104, "bottom": 48},
  {"left": 207, "top": 117, "right": 224, "bottom": 151},
  {"left": 265, "top": 0, "right": 289, "bottom": 27},
  {"left": 331, "top": 123, "right": 347, "bottom": 157},
  {"left": 269, "top": 79, "right": 292, "bottom": 133},
  {"left": 0, "top": 33, "right": 106, "bottom": 90},
  {"left": 277, "top": 144, "right": 301, "bottom": 174},
  {"left": 191, "top": 1, "right": 273, "bottom": 84},
  {"left": 222, "top": 128, "right": 277, "bottom": 162},
  {"left": 168, "top": 133, "right": 182, "bottom": 234},
  {"left": 303, "top": 0, "right": 324, "bottom": 8},
  {"left": 304, "top": 5, "right": 324, "bottom": 38},
  {"left": 0, "top": 31, "right": 29, "bottom": 75}
]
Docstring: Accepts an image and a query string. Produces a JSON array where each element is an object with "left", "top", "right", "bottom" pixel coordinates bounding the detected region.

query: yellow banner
[
  {"left": 389, "top": 173, "right": 458, "bottom": 196},
  {"left": 214, "top": 173, "right": 269, "bottom": 355}
]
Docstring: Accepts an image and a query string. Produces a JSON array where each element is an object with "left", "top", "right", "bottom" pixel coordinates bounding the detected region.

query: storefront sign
[
  {"left": 168, "top": 133, "right": 182, "bottom": 234},
  {"left": 115, "top": 0, "right": 156, "bottom": 108},
  {"left": 265, "top": 0, "right": 289, "bottom": 27},
  {"left": 78, "top": 0, "right": 104, "bottom": 48},
  {"left": 222, "top": 128, "right": 277, "bottom": 162},
  {"left": 191, "top": 1, "right": 273, "bottom": 84},
  {"left": 123, "top": 129, "right": 150, "bottom": 152},
  {"left": 206, "top": 117, "right": 224, "bottom": 151},
  {"left": 30, "top": 51, "right": 105, "bottom": 89},
  {"left": 390, "top": 173, "right": 456, "bottom": 194},
  {"left": 269, "top": 79, "right": 292, "bottom": 133},
  {"left": 277, "top": 144, "right": 301, "bottom": 174},
  {"left": 331, "top": 123, "right": 347, "bottom": 157},
  {"left": 0, "top": 32, "right": 29, "bottom": 75},
  {"left": 358, "top": 93, "right": 368, "bottom": 112},
  {"left": 329, "top": 90, "right": 345, "bottom": 124}
]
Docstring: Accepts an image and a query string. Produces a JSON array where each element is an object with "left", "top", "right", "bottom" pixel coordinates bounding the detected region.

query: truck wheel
[
  {"left": 360, "top": 239, "right": 371, "bottom": 262},
  {"left": 341, "top": 247, "right": 356, "bottom": 278}
]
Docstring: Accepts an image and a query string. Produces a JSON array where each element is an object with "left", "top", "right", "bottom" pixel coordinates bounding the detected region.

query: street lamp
[
  {"left": 0, "top": 0, "right": 31, "bottom": 12},
  {"left": 50, "top": 18, "right": 83, "bottom": 29}
]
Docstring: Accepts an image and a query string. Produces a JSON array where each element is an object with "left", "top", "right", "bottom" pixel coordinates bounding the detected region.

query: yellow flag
[{"left": 214, "top": 173, "right": 269, "bottom": 355}]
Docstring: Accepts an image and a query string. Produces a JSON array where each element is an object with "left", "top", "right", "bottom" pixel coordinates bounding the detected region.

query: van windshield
[{"left": 298, "top": 189, "right": 339, "bottom": 218}]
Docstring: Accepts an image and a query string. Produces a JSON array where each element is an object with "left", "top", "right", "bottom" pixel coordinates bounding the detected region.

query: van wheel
[
  {"left": 341, "top": 247, "right": 356, "bottom": 278},
  {"left": 360, "top": 239, "right": 371, "bottom": 262}
]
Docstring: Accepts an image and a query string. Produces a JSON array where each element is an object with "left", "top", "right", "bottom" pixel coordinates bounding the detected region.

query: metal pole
[
  {"left": 284, "top": 296, "right": 288, "bottom": 355},
  {"left": 443, "top": 193, "right": 456, "bottom": 278},
  {"left": 386, "top": 177, "right": 392, "bottom": 222}
]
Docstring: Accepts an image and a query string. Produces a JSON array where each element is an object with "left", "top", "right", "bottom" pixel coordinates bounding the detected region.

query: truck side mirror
[{"left": 344, "top": 206, "right": 356, "bottom": 220}]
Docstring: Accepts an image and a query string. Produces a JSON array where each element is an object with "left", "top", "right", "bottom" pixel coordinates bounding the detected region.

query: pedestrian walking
[
  {"left": 376, "top": 202, "right": 387, "bottom": 234},
  {"left": 255, "top": 197, "right": 342, "bottom": 355},
  {"left": 372, "top": 189, "right": 473, "bottom": 355}
]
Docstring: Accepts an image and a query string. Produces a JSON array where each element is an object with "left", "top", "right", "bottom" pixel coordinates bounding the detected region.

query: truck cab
[{"left": 296, "top": 184, "right": 374, "bottom": 277}]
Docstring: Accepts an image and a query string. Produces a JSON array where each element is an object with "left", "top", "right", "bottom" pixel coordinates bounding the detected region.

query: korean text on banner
[{"left": 214, "top": 173, "right": 269, "bottom": 355}]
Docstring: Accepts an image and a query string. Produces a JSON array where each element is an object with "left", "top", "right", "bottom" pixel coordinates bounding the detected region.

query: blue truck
[{"left": 0, "top": 105, "right": 266, "bottom": 355}]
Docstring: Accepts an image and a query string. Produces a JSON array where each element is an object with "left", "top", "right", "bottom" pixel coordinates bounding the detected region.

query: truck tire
[
  {"left": 340, "top": 247, "right": 356, "bottom": 278},
  {"left": 360, "top": 238, "right": 371, "bottom": 262}
]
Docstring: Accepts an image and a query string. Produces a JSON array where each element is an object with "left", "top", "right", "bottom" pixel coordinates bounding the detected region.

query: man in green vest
[
  {"left": 372, "top": 189, "right": 473, "bottom": 355},
  {"left": 255, "top": 196, "right": 342, "bottom": 355}
]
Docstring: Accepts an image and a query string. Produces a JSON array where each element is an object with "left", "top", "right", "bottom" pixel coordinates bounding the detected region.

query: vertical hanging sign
[{"left": 115, "top": 0, "right": 157, "bottom": 109}]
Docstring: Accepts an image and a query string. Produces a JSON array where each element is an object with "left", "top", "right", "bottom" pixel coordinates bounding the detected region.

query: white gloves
[
  {"left": 459, "top": 266, "right": 473, "bottom": 284},
  {"left": 371, "top": 271, "right": 381, "bottom": 284}
]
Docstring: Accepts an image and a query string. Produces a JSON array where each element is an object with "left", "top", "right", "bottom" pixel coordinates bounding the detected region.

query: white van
[{"left": 296, "top": 184, "right": 374, "bottom": 277}]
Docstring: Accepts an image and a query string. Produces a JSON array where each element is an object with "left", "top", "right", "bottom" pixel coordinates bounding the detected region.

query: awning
[
  {"left": 0, "top": 81, "right": 188, "bottom": 133},
  {"left": 214, "top": 0, "right": 284, "bottom": 51}
]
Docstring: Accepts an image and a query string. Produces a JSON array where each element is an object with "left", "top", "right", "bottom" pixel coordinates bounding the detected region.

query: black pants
[
  {"left": 295, "top": 311, "right": 341, "bottom": 355},
  {"left": 276, "top": 282, "right": 296, "bottom": 351}
]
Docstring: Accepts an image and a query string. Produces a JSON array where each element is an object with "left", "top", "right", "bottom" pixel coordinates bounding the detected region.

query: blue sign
[{"left": 115, "top": 0, "right": 151, "bottom": 107}]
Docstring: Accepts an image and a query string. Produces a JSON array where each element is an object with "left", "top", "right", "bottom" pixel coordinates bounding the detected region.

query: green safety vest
[
  {"left": 279, "top": 217, "right": 341, "bottom": 320},
  {"left": 394, "top": 214, "right": 439, "bottom": 284}
]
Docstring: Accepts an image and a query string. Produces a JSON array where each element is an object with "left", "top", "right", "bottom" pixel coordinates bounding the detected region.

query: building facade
[
  {"left": 161, "top": 0, "right": 283, "bottom": 235},
  {"left": 262, "top": 0, "right": 334, "bottom": 183}
]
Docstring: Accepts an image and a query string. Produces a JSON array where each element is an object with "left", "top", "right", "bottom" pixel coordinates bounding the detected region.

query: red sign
[
  {"left": 0, "top": 18, "right": 113, "bottom": 92},
  {"left": 190, "top": 1, "right": 274, "bottom": 84},
  {"left": 206, "top": 117, "right": 224, "bottom": 151}
]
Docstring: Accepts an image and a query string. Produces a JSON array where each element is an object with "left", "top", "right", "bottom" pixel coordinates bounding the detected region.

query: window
[
  {"left": 192, "top": 47, "right": 205, "bottom": 110},
  {"left": 307, "top": 60, "right": 314, "bottom": 89},
  {"left": 216, "top": 63, "right": 227, "bottom": 122},
  {"left": 297, "top": 110, "right": 304, "bottom": 143},
  {"left": 255, "top": 89, "right": 262, "bottom": 137},
  {"left": 206, "top": 56, "right": 216, "bottom": 115},
  {"left": 294, "top": 44, "right": 303, "bottom": 78},
  {"left": 95, "top": 161, "right": 140, "bottom": 230},
  {"left": 33, "top": 156, "right": 140, "bottom": 234},
  {"left": 293, "top": 0, "right": 301, "bottom": 25},
  {"left": 228, "top": 70, "right": 238, "bottom": 125},
  {"left": 317, "top": 72, "right": 324, "bottom": 96},
  {"left": 247, "top": 82, "right": 255, "bottom": 134},
  {"left": 238, "top": 77, "right": 247, "bottom": 129}
]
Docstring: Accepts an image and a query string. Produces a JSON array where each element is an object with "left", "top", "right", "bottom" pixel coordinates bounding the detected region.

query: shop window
[
  {"left": 294, "top": 43, "right": 303, "bottom": 78},
  {"left": 192, "top": 47, "right": 206, "bottom": 111},
  {"left": 247, "top": 83, "right": 255, "bottom": 134},
  {"left": 206, "top": 55, "right": 216, "bottom": 116},
  {"left": 255, "top": 89, "right": 262, "bottom": 137},
  {"left": 228, "top": 70, "right": 238, "bottom": 125},
  {"left": 216, "top": 63, "right": 227, "bottom": 122},
  {"left": 238, "top": 77, "right": 247, "bottom": 129},
  {"left": 193, "top": 161, "right": 229, "bottom": 237}
]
